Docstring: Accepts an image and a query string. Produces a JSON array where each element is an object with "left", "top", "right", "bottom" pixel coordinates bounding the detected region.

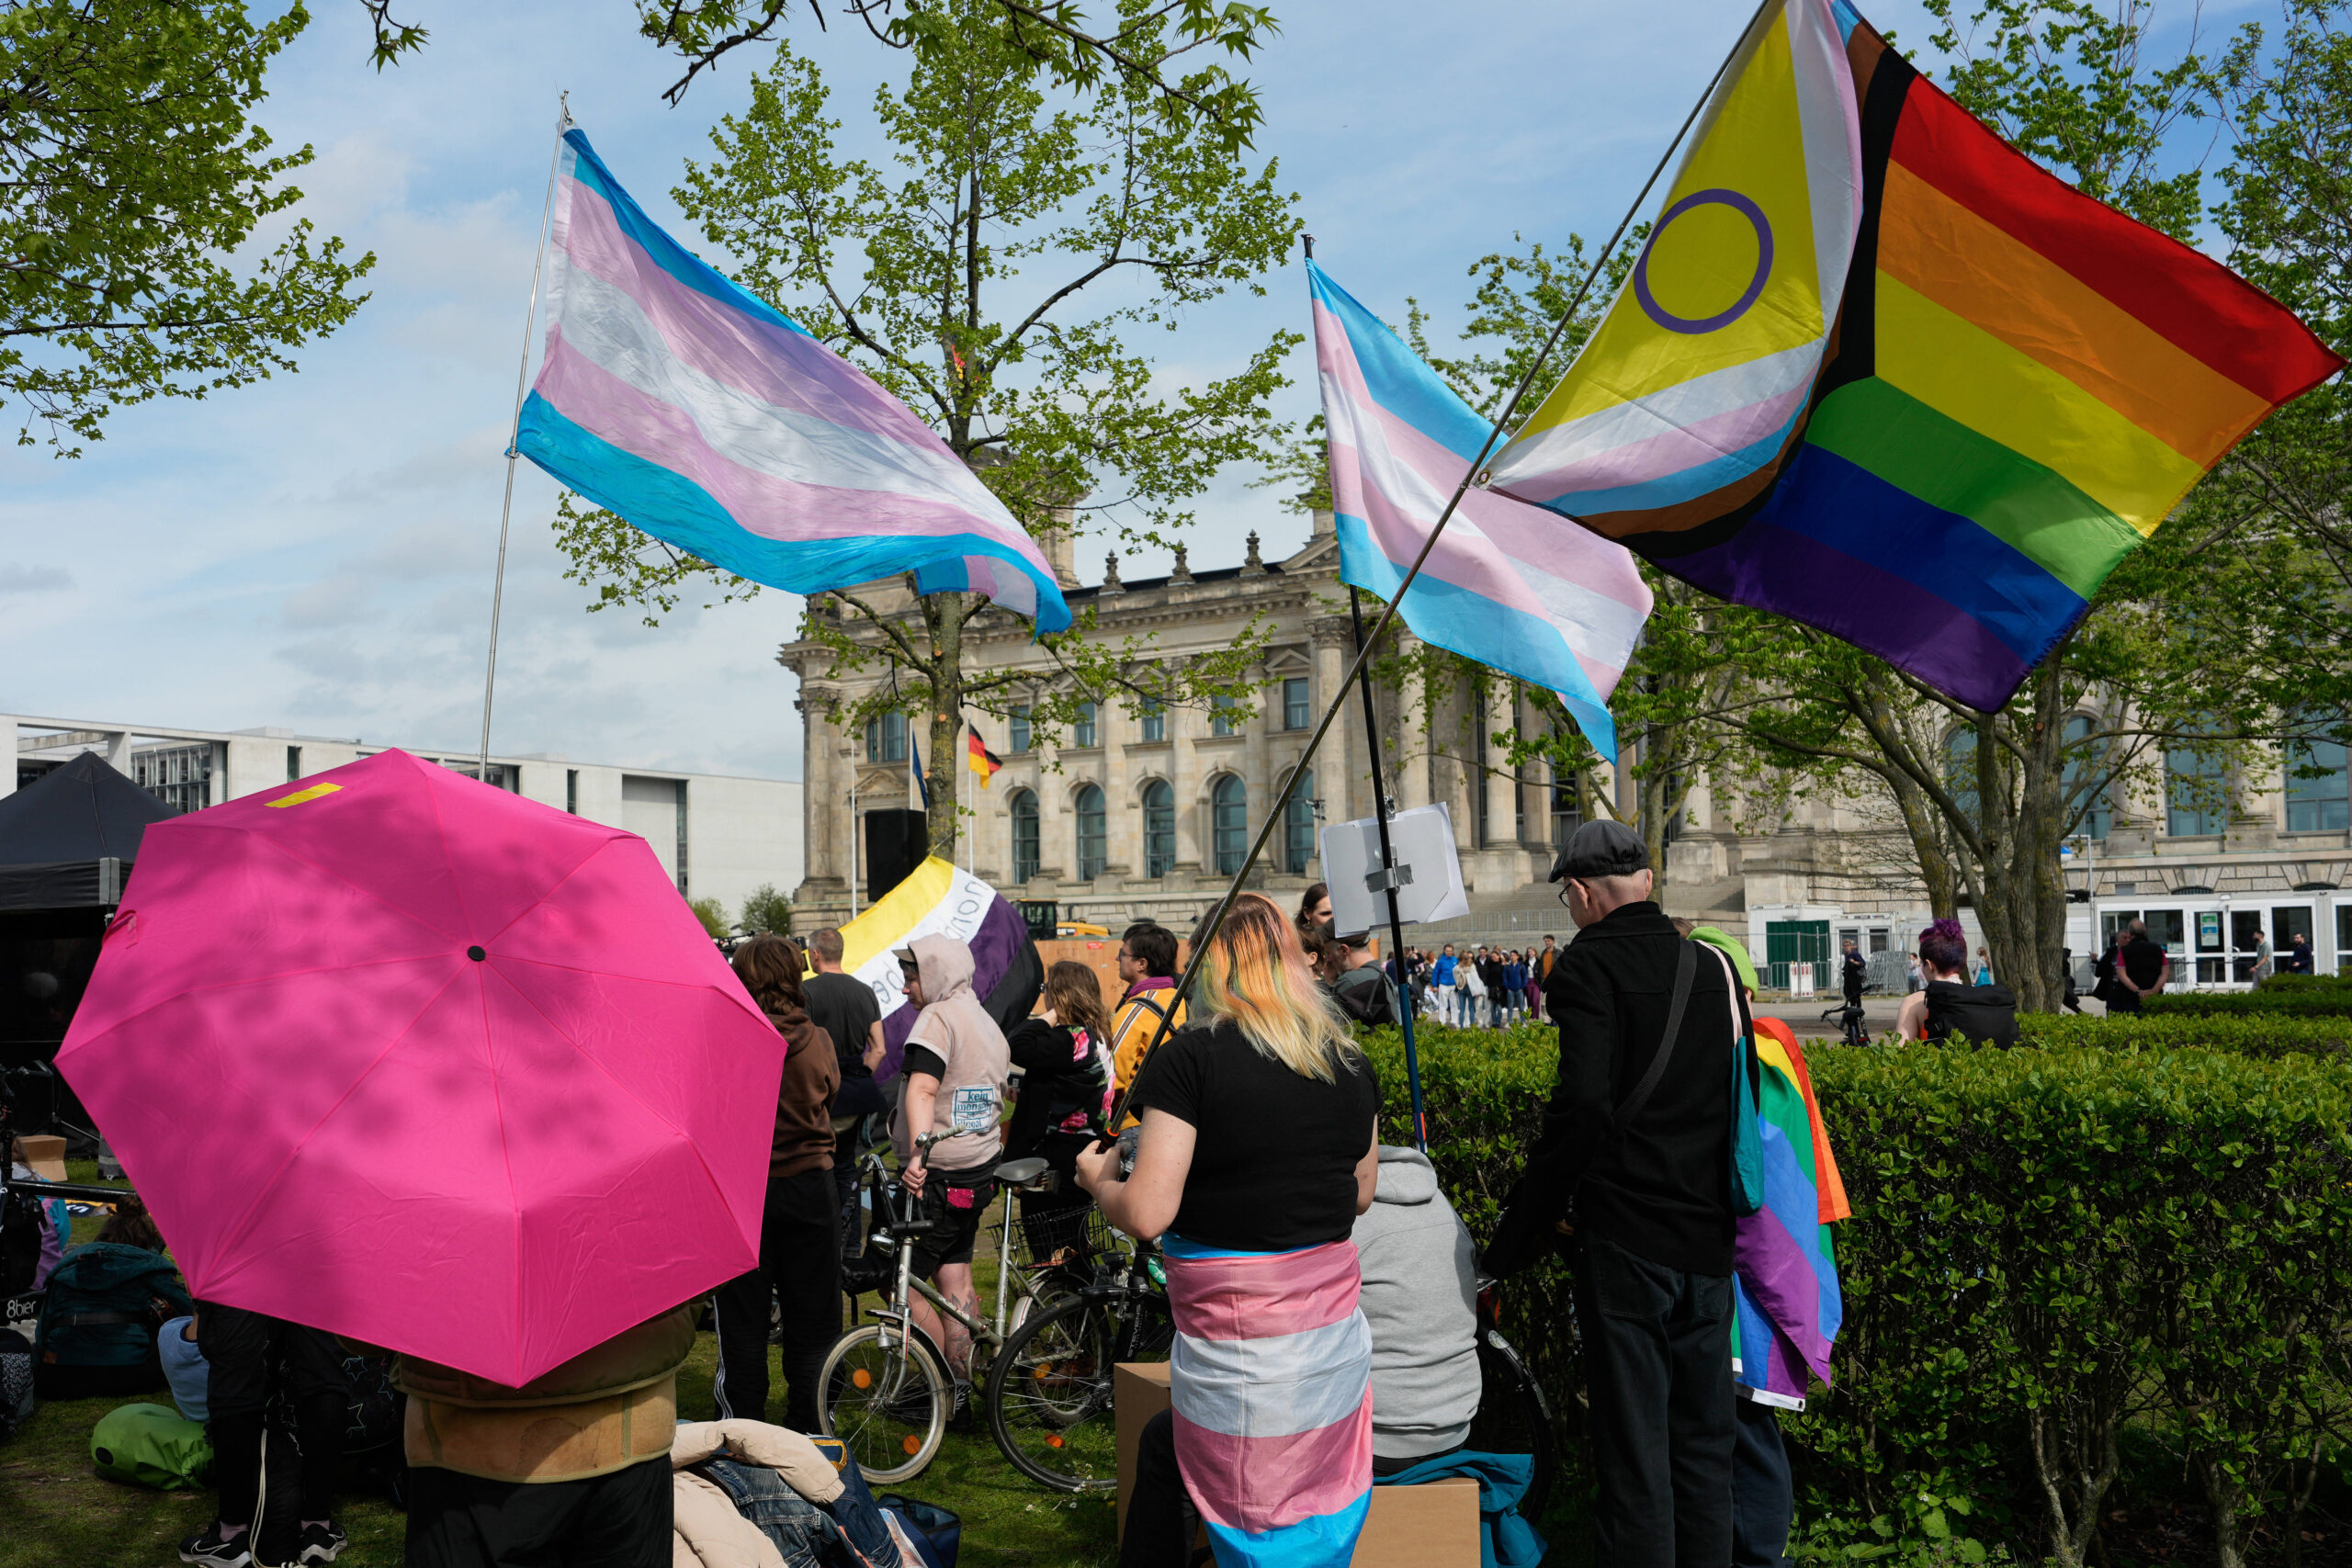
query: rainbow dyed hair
[{"left": 1195, "top": 893, "right": 1357, "bottom": 1083}]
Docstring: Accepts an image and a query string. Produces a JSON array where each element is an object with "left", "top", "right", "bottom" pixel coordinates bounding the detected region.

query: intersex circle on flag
[{"left": 1634, "top": 188, "right": 1776, "bottom": 335}]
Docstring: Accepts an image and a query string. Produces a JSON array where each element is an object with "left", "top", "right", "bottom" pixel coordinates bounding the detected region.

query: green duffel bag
[{"left": 90, "top": 1401, "right": 212, "bottom": 1490}]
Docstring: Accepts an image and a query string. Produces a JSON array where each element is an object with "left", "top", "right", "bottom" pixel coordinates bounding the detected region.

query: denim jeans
[{"left": 695, "top": 1459, "right": 842, "bottom": 1567}]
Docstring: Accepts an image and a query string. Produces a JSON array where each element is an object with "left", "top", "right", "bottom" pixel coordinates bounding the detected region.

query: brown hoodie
[{"left": 765, "top": 1002, "right": 839, "bottom": 1179}]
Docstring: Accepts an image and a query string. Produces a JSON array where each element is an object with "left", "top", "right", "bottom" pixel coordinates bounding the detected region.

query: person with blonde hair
[{"left": 1078, "top": 893, "right": 1380, "bottom": 1567}]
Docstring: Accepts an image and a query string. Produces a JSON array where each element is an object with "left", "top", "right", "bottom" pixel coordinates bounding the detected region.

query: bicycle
[
  {"left": 817, "top": 1131, "right": 1102, "bottom": 1483},
  {"left": 982, "top": 1219, "right": 1172, "bottom": 1492},
  {"left": 1467, "top": 1280, "right": 1556, "bottom": 1523},
  {"left": 1820, "top": 1000, "right": 1871, "bottom": 1048}
]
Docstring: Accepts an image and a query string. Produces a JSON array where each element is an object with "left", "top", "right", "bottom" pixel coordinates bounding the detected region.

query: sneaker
[
  {"left": 300, "top": 1522, "right": 348, "bottom": 1564},
  {"left": 179, "top": 1525, "right": 252, "bottom": 1568}
]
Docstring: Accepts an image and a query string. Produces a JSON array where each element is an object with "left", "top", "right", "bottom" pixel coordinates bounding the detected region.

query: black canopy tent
[{"left": 0, "top": 752, "right": 174, "bottom": 912}]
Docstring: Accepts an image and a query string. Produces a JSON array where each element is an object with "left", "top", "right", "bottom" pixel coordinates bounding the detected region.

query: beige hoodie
[{"left": 891, "top": 934, "right": 1011, "bottom": 1173}]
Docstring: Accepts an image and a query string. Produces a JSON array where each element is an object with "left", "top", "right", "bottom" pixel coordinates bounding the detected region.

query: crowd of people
[{"left": 29, "top": 810, "right": 2268, "bottom": 1568}]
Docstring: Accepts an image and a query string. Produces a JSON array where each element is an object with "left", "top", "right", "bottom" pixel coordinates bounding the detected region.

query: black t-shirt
[
  {"left": 1129, "top": 1019, "right": 1379, "bottom": 1253},
  {"left": 804, "top": 972, "right": 882, "bottom": 1081},
  {"left": 2120, "top": 937, "right": 2169, "bottom": 990}
]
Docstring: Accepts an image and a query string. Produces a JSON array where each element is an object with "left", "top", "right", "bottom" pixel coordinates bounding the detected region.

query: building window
[
  {"left": 1143, "top": 780, "right": 1175, "bottom": 876},
  {"left": 285, "top": 745, "right": 301, "bottom": 782},
  {"left": 1075, "top": 784, "right": 1106, "bottom": 878},
  {"left": 1283, "top": 768, "right": 1316, "bottom": 874},
  {"left": 132, "top": 742, "right": 214, "bottom": 815},
  {"left": 1283, "top": 678, "right": 1310, "bottom": 730},
  {"left": 566, "top": 769, "right": 579, "bottom": 815},
  {"left": 2286, "top": 727, "right": 2349, "bottom": 832},
  {"left": 1010, "top": 705, "right": 1032, "bottom": 753},
  {"left": 2166, "top": 725, "right": 2229, "bottom": 837},
  {"left": 1212, "top": 774, "right": 1248, "bottom": 874},
  {"left": 1140, "top": 701, "right": 1165, "bottom": 743},
  {"left": 1945, "top": 728, "right": 1981, "bottom": 829},
  {"left": 2061, "top": 716, "right": 2111, "bottom": 840},
  {"left": 1552, "top": 774, "right": 1581, "bottom": 846},
  {"left": 1011, "top": 790, "right": 1040, "bottom": 882},
  {"left": 1210, "top": 695, "right": 1238, "bottom": 738},
  {"left": 866, "top": 711, "right": 908, "bottom": 763},
  {"left": 1074, "top": 700, "right": 1098, "bottom": 749}
]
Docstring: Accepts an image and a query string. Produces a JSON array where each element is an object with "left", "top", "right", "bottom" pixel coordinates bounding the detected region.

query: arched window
[
  {"left": 2166, "top": 720, "right": 2229, "bottom": 837},
  {"left": 1283, "top": 768, "right": 1317, "bottom": 874},
  {"left": 1212, "top": 774, "right": 1248, "bottom": 874},
  {"left": 1011, "top": 790, "right": 1040, "bottom": 883},
  {"left": 2062, "top": 715, "right": 2111, "bottom": 840},
  {"left": 1075, "top": 784, "right": 1106, "bottom": 879},
  {"left": 1143, "top": 780, "right": 1176, "bottom": 877}
]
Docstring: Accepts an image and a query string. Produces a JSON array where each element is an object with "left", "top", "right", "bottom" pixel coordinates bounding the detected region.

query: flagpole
[
  {"left": 1100, "top": 1, "right": 1773, "bottom": 1137},
  {"left": 1346, "top": 584, "right": 1428, "bottom": 1151},
  {"left": 480, "top": 91, "right": 573, "bottom": 780}
]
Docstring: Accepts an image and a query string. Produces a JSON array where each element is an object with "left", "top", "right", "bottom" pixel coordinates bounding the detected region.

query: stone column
[
  {"left": 1396, "top": 637, "right": 1431, "bottom": 811},
  {"left": 1309, "top": 617, "right": 1356, "bottom": 824},
  {"left": 1102, "top": 694, "right": 1131, "bottom": 878},
  {"left": 1243, "top": 665, "right": 1272, "bottom": 867},
  {"left": 801, "top": 682, "right": 836, "bottom": 886},
  {"left": 1486, "top": 685, "right": 1519, "bottom": 847},
  {"left": 1172, "top": 682, "right": 1204, "bottom": 874}
]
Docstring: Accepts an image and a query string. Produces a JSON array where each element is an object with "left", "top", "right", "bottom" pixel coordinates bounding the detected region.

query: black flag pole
[
  {"left": 1098, "top": 0, "right": 1776, "bottom": 1140},
  {"left": 1346, "top": 584, "right": 1428, "bottom": 1151}
]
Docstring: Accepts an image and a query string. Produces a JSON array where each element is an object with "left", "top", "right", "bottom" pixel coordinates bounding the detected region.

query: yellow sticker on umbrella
[{"left": 266, "top": 783, "right": 343, "bottom": 808}]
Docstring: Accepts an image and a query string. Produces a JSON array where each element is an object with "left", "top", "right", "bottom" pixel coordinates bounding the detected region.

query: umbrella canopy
[
  {"left": 0, "top": 751, "right": 176, "bottom": 910},
  {"left": 55, "top": 750, "right": 785, "bottom": 1387}
]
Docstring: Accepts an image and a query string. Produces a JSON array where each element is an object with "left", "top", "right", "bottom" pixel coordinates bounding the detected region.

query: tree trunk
[
  {"left": 1972, "top": 655, "right": 2072, "bottom": 1015},
  {"left": 2195, "top": 1459, "right": 2249, "bottom": 1568},
  {"left": 922, "top": 592, "right": 969, "bottom": 860}
]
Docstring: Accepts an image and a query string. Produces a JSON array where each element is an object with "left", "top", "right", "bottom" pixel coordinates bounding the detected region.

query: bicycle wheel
[
  {"left": 1468, "top": 1327, "right": 1555, "bottom": 1523},
  {"left": 817, "top": 1320, "right": 949, "bottom": 1484},
  {"left": 985, "top": 1290, "right": 1171, "bottom": 1493}
]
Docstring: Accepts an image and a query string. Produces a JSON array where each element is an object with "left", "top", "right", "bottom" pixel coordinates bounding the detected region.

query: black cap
[{"left": 1548, "top": 818, "right": 1649, "bottom": 883}]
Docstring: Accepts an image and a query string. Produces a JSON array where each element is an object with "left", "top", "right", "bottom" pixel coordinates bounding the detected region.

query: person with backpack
[
  {"left": 1482, "top": 819, "right": 1746, "bottom": 1567},
  {"left": 1329, "top": 930, "right": 1399, "bottom": 1028},
  {"left": 1894, "top": 919, "right": 2018, "bottom": 1047},
  {"left": 1109, "top": 922, "right": 1184, "bottom": 1127},
  {"left": 39, "top": 1201, "right": 190, "bottom": 1401}
]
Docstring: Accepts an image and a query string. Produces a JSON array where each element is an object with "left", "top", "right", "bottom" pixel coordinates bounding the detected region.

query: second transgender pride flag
[
  {"left": 1309, "top": 260, "right": 1651, "bottom": 762},
  {"left": 517, "top": 130, "right": 1071, "bottom": 633}
]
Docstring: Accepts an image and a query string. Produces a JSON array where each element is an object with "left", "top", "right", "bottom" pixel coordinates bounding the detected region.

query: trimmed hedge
[
  {"left": 1358, "top": 1023, "right": 2352, "bottom": 1567},
  {"left": 2143, "top": 987, "right": 2352, "bottom": 1019},
  {"left": 2016, "top": 1009, "right": 2351, "bottom": 1059}
]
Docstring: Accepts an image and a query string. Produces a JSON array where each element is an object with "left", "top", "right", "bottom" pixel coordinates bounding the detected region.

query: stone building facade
[{"left": 783, "top": 513, "right": 2352, "bottom": 986}]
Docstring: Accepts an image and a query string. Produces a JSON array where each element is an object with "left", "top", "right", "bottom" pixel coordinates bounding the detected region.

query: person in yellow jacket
[
  {"left": 1108, "top": 920, "right": 1185, "bottom": 1128},
  {"left": 390, "top": 1303, "right": 698, "bottom": 1568}
]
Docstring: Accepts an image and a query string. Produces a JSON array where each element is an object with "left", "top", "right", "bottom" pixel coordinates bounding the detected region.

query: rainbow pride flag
[
  {"left": 1487, "top": 0, "right": 2342, "bottom": 712},
  {"left": 517, "top": 131, "right": 1072, "bottom": 633},
  {"left": 1734, "top": 1016, "right": 1850, "bottom": 1407}
]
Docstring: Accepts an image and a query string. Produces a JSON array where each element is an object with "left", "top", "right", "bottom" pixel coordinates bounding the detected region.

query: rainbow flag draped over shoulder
[
  {"left": 517, "top": 130, "right": 1072, "bottom": 633},
  {"left": 1735, "top": 1016, "right": 1850, "bottom": 1408},
  {"left": 1487, "top": 0, "right": 2343, "bottom": 712},
  {"left": 1308, "top": 259, "right": 1653, "bottom": 761}
]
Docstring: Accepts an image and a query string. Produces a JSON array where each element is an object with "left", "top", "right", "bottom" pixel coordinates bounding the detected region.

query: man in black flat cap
[{"left": 1481, "top": 819, "right": 1742, "bottom": 1568}]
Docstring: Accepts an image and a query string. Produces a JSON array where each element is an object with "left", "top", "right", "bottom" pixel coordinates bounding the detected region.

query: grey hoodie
[
  {"left": 1351, "top": 1145, "right": 1481, "bottom": 1460},
  {"left": 892, "top": 934, "right": 1011, "bottom": 1171}
]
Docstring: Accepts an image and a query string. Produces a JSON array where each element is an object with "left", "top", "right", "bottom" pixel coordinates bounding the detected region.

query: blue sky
[{"left": 1, "top": 0, "right": 2233, "bottom": 779}]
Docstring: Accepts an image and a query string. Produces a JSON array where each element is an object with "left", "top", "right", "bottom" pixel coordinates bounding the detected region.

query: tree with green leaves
[
  {"left": 555, "top": 0, "right": 1298, "bottom": 858},
  {"left": 740, "top": 882, "right": 793, "bottom": 934},
  {"left": 1, "top": 0, "right": 375, "bottom": 454}
]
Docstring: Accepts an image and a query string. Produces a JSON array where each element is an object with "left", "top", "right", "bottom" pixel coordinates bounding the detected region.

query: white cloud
[{"left": 0, "top": 564, "right": 74, "bottom": 595}]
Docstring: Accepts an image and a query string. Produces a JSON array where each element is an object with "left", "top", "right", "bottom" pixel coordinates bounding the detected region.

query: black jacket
[{"left": 1483, "top": 901, "right": 1741, "bottom": 1279}]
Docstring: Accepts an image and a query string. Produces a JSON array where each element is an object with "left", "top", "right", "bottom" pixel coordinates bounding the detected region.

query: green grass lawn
[{"left": 1, "top": 1169, "right": 1116, "bottom": 1567}]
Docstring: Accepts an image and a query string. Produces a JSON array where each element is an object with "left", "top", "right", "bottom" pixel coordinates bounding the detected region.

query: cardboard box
[
  {"left": 1114, "top": 1360, "right": 1481, "bottom": 1565},
  {"left": 10, "top": 1134, "right": 65, "bottom": 1183}
]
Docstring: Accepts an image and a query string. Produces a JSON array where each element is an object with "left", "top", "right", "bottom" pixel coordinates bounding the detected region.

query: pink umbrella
[{"left": 56, "top": 750, "right": 784, "bottom": 1387}]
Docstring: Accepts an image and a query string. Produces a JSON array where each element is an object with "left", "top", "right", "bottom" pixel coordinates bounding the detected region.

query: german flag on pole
[{"left": 967, "top": 724, "right": 1004, "bottom": 789}]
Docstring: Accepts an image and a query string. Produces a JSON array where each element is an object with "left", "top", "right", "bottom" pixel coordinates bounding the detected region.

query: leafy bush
[
  {"left": 2016, "top": 1010, "right": 2351, "bottom": 1060},
  {"left": 688, "top": 896, "right": 729, "bottom": 939},
  {"left": 2142, "top": 987, "right": 2352, "bottom": 1019},
  {"left": 741, "top": 883, "right": 793, "bottom": 935},
  {"left": 1358, "top": 1022, "right": 2352, "bottom": 1568}
]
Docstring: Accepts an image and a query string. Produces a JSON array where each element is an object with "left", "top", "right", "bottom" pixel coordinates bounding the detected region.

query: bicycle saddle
[{"left": 991, "top": 1156, "right": 1051, "bottom": 1189}]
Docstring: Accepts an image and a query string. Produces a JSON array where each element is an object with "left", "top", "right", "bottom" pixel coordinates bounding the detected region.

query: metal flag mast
[
  {"left": 1098, "top": 0, "right": 1778, "bottom": 1139},
  {"left": 479, "top": 91, "right": 573, "bottom": 779}
]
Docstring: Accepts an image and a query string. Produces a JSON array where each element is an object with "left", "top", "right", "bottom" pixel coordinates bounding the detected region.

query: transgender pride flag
[
  {"left": 1309, "top": 259, "right": 1651, "bottom": 761},
  {"left": 517, "top": 130, "right": 1071, "bottom": 632}
]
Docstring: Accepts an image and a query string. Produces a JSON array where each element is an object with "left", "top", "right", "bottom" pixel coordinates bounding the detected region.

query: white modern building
[{"left": 6, "top": 714, "right": 803, "bottom": 926}]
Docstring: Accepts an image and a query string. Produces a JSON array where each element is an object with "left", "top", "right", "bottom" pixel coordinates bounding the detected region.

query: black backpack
[
  {"left": 1924, "top": 980, "right": 2018, "bottom": 1048},
  {"left": 1331, "top": 965, "right": 1396, "bottom": 1027}
]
